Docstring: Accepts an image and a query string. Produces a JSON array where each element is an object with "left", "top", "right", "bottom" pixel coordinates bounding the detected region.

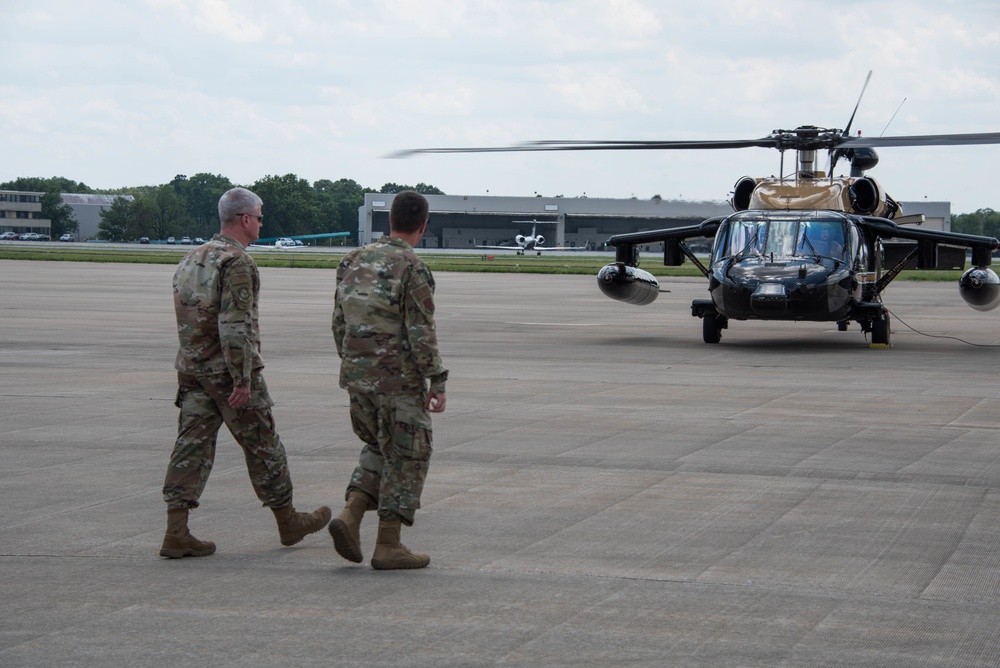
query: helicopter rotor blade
[
  {"left": 843, "top": 70, "right": 872, "bottom": 139},
  {"left": 520, "top": 138, "right": 779, "bottom": 150},
  {"left": 831, "top": 70, "right": 873, "bottom": 173},
  {"left": 837, "top": 132, "right": 1000, "bottom": 148},
  {"left": 386, "top": 145, "right": 541, "bottom": 157},
  {"left": 388, "top": 137, "right": 780, "bottom": 158},
  {"left": 387, "top": 129, "right": 1000, "bottom": 158}
]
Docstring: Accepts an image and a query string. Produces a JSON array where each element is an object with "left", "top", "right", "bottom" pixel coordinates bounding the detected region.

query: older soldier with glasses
[{"left": 160, "top": 186, "right": 331, "bottom": 558}]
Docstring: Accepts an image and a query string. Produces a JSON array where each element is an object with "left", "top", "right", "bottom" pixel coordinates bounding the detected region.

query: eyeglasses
[{"left": 238, "top": 213, "right": 264, "bottom": 222}]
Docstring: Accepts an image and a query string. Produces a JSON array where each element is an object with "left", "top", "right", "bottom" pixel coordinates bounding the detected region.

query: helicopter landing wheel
[
  {"left": 703, "top": 314, "right": 727, "bottom": 344},
  {"left": 871, "top": 311, "right": 891, "bottom": 347}
]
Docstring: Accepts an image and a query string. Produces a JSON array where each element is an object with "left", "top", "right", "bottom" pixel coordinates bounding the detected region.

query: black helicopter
[{"left": 394, "top": 77, "right": 1000, "bottom": 346}]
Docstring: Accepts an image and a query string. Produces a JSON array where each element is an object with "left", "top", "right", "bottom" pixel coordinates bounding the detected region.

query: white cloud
[
  {"left": 548, "top": 67, "right": 649, "bottom": 113},
  {"left": 145, "top": 0, "right": 265, "bottom": 42},
  {"left": 1, "top": 0, "right": 997, "bottom": 211}
]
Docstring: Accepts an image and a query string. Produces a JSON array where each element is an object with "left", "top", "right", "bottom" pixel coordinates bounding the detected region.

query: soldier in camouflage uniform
[
  {"left": 160, "top": 187, "right": 331, "bottom": 558},
  {"left": 328, "top": 190, "right": 447, "bottom": 570}
]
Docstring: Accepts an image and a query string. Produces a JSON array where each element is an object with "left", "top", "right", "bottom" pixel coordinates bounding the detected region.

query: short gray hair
[{"left": 218, "top": 187, "right": 262, "bottom": 226}]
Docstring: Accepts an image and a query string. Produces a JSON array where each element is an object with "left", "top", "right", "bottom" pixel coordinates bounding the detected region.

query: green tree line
[
  {"left": 0, "top": 174, "right": 445, "bottom": 243},
  {"left": 3, "top": 175, "right": 997, "bottom": 244},
  {"left": 951, "top": 208, "right": 1000, "bottom": 239}
]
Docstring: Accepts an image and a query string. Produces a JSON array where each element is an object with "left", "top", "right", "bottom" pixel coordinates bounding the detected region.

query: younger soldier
[
  {"left": 160, "top": 187, "right": 331, "bottom": 558},
  {"left": 329, "top": 190, "right": 447, "bottom": 570}
]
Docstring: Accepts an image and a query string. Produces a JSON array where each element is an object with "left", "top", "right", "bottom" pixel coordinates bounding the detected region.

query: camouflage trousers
[
  {"left": 345, "top": 389, "right": 433, "bottom": 526},
  {"left": 163, "top": 371, "right": 293, "bottom": 510}
]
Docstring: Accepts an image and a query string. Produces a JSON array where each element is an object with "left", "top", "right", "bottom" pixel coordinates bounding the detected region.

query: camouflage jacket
[
  {"left": 332, "top": 236, "right": 447, "bottom": 395},
  {"left": 173, "top": 233, "right": 263, "bottom": 387}
]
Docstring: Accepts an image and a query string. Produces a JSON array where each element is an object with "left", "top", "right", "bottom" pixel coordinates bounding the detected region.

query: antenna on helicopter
[{"left": 881, "top": 98, "right": 907, "bottom": 137}]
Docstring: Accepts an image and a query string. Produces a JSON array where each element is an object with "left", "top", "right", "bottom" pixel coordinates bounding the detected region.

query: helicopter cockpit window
[
  {"left": 797, "top": 221, "right": 845, "bottom": 258},
  {"left": 763, "top": 220, "right": 799, "bottom": 257},
  {"left": 720, "top": 219, "right": 767, "bottom": 259}
]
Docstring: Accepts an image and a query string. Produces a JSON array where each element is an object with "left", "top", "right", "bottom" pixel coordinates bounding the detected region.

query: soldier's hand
[
  {"left": 425, "top": 391, "right": 446, "bottom": 413},
  {"left": 228, "top": 385, "right": 251, "bottom": 409}
]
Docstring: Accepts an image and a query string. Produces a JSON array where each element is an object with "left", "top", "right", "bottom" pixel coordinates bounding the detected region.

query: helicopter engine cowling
[
  {"left": 959, "top": 267, "right": 1000, "bottom": 311},
  {"left": 849, "top": 177, "right": 881, "bottom": 214},
  {"left": 732, "top": 176, "right": 757, "bottom": 211},
  {"left": 597, "top": 263, "right": 659, "bottom": 306},
  {"left": 535, "top": 235, "right": 544, "bottom": 245}
]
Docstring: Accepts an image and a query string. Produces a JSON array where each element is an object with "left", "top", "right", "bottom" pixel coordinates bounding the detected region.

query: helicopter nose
[{"left": 750, "top": 282, "right": 788, "bottom": 316}]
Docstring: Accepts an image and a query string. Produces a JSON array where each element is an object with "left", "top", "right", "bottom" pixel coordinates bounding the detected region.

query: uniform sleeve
[
  {"left": 332, "top": 270, "right": 346, "bottom": 358},
  {"left": 402, "top": 264, "right": 448, "bottom": 394},
  {"left": 219, "top": 257, "right": 257, "bottom": 388}
]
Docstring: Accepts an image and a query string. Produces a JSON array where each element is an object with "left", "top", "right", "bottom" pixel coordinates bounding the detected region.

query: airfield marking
[{"left": 506, "top": 322, "right": 610, "bottom": 326}]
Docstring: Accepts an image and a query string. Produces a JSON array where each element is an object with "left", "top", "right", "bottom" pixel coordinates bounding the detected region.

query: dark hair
[{"left": 389, "top": 191, "right": 429, "bottom": 234}]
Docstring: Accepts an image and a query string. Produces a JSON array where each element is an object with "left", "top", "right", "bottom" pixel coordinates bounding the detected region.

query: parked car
[
  {"left": 59, "top": 234, "right": 75, "bottom": 242},
  {"left": 19, "top": 232, "right": 40, "bottom": 241},
  {"left": 193, "top": 237, "right": 205, "bottom": 244},
  {"left": 0, "top": 232, "right": 17, "bottom": 240},
  {"left": 139, "top": 237, "right": 150, "bottom": 244},
  {"left": 166, "top": 236, "right": 176, "bottom": 244},
  {"left": 180, "top": 236, "right": 192, "bottom": 245}
]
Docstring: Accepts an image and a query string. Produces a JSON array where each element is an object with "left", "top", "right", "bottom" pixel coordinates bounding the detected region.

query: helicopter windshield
[
  {"left": 722, "top": 219, "right": 767, "bottom": 258},
  {"left": 797, "top": 220, "right": 845, "bottom": 259},
  {"left": 716, "top": 216, "right": 846, "bottom": 261}
]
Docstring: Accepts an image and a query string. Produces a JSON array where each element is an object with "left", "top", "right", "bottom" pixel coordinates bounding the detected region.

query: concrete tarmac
[{"left": 2, "top": 259, "right": 1000, "bottom": 667}]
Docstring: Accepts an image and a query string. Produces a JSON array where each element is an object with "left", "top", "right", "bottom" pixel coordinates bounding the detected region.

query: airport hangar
[{"left": 356, "top": 193, "right": 951, "bottom": 252}]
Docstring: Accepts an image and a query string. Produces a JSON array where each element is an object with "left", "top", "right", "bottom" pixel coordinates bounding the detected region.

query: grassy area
[
  {"left": 0, "top": 243, "right": 968, "bottom": 280},
  {"left": 0, "top": 244, "right": 701, "bottom": 277}
]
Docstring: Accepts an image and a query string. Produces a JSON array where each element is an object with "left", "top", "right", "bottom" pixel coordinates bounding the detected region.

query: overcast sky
[{"left": 2, "top": 0, "right": 998, "bottom": 213}]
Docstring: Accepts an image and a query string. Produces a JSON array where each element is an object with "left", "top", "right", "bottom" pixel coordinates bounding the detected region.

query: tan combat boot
[
  {"left": 159, "top": 508, "right": 216, "bottom": 558},
  {"left": 272, "top": 504, "right": 332, "bottom": 546},
  {"left": 328, "top": 490, "right": 377, "bottom": 563},
  {"left": 370, "top": 518, "right": 430, "bottom": 570}
]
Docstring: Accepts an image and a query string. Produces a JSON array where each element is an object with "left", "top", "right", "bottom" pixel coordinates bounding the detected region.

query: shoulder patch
[
  {"left": 236, "top": 286, "right": 252, "bottom": 309},
  {"left": 230, "top": 274, "right": 254, "bottom": 310}
]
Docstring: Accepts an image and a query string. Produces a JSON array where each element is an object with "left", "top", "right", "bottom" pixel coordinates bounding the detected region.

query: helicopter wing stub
[
  {"left": 859, "top": 216, "right": 999, "bottom": 272},
  {"left": 859, "top": 217, "right": 999, "bottom": 250},
  {"left": 606, "top": 217, "right": 723, "bottom": 271},
  {"left": 864, "top": 217, "right": 1000, "bottom": 309},
  {"left": 607, "top": 217, "right": 724, "bottom": 248}
]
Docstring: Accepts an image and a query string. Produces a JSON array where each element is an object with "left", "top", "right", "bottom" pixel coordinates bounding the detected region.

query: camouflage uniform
[
  {"left": 332, "top": 236, "right": 447, "bottom": 526},
  {"left": 163, "top": 233, "right": 293, "bottom": 510}
]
